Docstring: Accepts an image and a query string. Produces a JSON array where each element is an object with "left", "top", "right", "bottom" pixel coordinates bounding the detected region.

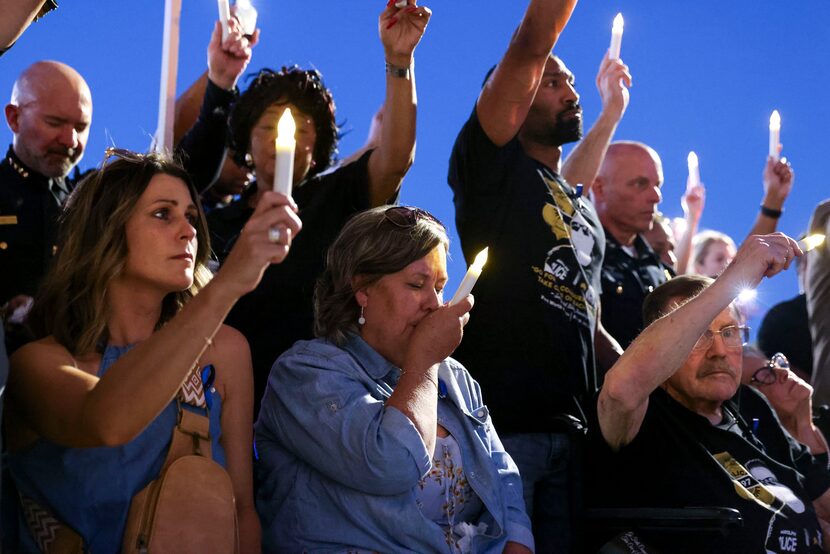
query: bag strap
[
  {"left": 163, "top": 363, "right": 214, "bottom": 470},
  {"left": 20, "top": 363, "right": 213, "bottom": 551}
]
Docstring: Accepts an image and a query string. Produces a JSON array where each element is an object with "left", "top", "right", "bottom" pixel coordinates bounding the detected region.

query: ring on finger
[{"left": 268, "top": 227, "right": 282, "bottom": 244}]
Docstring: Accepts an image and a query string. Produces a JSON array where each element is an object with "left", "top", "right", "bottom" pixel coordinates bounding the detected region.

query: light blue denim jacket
[{"left": 255, "top": 334, "right": 534, "bottom": 553}]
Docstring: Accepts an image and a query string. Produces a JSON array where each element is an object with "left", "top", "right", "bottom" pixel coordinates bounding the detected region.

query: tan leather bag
[{"left": 120, "top": 405, "right": 239, "bottom": 554}]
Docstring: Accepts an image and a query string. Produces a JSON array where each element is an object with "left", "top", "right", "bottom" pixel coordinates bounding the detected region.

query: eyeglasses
[
  {"left": 751, "top": 352, "right": 790, "bottom": 385},
  {"left": 692, "top": 324, "right": 749, "bottom": 351},
  {"left": 383, "top": 206, "right": 445, "bottom": 231}
]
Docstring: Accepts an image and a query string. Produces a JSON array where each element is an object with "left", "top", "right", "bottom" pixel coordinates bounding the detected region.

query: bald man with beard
[
  {"left": 592, "top": 141, "right": 674, "bottom": 350},
  {"left": 1, "top": 61, "right": 92, "bottom": 336}
]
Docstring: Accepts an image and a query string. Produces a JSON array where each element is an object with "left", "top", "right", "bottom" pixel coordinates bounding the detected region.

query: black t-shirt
[
  {"left": 585, "top": 386, "right": 828, "bottom": 553},
  {"left": 208, "top": 151, "right": 374, "bottom": 414},
  {"left": 448, "top": 108, "right": 605, "bottom": 434},
  {"left": 600, "top": 231, "right": 673, "bottom": 350}
]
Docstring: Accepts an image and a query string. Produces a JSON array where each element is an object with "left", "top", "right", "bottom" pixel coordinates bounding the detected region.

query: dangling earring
[
  {"left": 244, "top": 152, "right": 254, "bottom": 166},
  {"left": 358, "top": 306, "right": 366, "bottom": 326}
]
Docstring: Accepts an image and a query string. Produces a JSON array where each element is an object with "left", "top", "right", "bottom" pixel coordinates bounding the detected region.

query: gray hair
[{"left": 314, "top": 206, "right": 449, "bottom": 345}]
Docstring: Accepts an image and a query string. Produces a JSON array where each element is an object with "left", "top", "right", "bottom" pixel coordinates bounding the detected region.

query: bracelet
[
  {"left": 385, "top": 61, "right": 412, "bottom": 80},
  {"left": 399, "top": 369, "right": 438, "bottom": 389},
  {"left": 760, "top": 204, "right": 783, "bottom": 219}
]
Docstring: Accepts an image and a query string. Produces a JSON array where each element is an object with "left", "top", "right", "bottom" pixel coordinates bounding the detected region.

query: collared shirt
[
  {"left": 600, "top": 230, "right": 674, "bottom": 349},
  {"left": 254, "top": 334, "right": 534, "bottom": 553},
  {"left": 0, "top": 146, "right": 74, "bottom": 305}
]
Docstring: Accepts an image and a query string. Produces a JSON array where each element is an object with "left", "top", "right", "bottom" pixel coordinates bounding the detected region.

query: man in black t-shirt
[
  {"left": 592, "top": 142, "right": 673, "bottom": 349},
  {"left": 447, "top": 1, "right": 632, "bottom": 550},
  {"left": 591, "top": 240, "right": 830, "bottom": 553}
]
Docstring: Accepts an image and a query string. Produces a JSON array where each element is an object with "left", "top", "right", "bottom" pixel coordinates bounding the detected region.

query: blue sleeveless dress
[{"left": 8, "top": 344, "right": 226, "bottom": 552}]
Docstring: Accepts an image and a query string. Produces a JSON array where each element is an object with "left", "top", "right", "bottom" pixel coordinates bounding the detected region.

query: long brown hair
[{"left": 27, "top": 150, "right": 212, "bottom": 355}]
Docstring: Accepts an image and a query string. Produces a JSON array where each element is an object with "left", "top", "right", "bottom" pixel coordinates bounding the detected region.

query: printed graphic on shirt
[
  {"left": 533, "top": 170, "right": 597, "bottom": 329},
  {"left": 714, "top": 451, "right": 822, "bottom": 553}
]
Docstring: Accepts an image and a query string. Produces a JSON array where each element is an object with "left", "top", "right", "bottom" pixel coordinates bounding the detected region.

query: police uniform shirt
[
  {"left": 600, "top": 230, "right": 674, "bottom": 349},
  {"left": 0, "top": 146, "right": 72, "bottom": 305}
]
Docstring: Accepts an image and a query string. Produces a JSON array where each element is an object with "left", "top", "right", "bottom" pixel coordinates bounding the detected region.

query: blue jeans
[{"left": 501, "top": 432, "right": 573, "bottom": 553}]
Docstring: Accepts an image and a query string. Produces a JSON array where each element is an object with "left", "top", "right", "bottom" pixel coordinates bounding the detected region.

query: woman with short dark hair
[
  {"left": 209, "top": 3, "right": 432, "bottom": 417},
  {"left": 255, "top": 206, "right": 533, "bottom": 553}
]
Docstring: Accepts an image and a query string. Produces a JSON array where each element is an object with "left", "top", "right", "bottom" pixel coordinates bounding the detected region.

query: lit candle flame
[
  {"left": 472, "top": 247, "right": 489, "bottom": 271},
  {"left": 613, "top": 13, "right": 624, "bottom": 31},
  {"left": 769, "top": 110, "right": 781, "bottom": 131},
  {"left": 276, "top": 108, "right": 296, "bottom": 147},
  {"left": 687, "top": 151, "right": 698, "bottom": 168},
  {"left": 799, "top": 234, "right": 826, "bottom": 252},
  {"left": 449, "top": 247, "right": 489, "bottom": 306}
]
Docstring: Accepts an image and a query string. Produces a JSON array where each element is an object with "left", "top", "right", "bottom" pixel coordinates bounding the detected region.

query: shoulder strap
[
  {"left": 164, "top": 364, "right": 213, "bottom": 469},
  {"left": 20, "top": 363, "right": 213, "bottom": 550}
]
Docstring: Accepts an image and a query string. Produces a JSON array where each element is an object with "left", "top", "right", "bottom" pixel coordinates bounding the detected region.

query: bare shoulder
[
  {"left": 10, "top": 336, "right": 74, "bottom": 371},
  {"left": 202, "top": 325, "right": 251, "bottom": 373}
]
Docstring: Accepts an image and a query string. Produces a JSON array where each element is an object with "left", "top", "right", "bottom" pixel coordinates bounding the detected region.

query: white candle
[
  {"left": 609, "top": 13, "right": 624, "bottom": 60},
  {"left": 153, "top": 0, "right": 182, "bottom": 153},
  {"left": 769, "top": 110, "right": 781, "bottom": 160},
  {"left": 450, "top": 248, "right": 489, "bottom": 306},
  {"left": 235, "top": 0, "right": 258, "bottom": 36},
  {"left": 217, "top": 0, "right": 231, "bottom": 42},
  {"left": 798, "top": 234, "right": 825, "bottom": 252},
  {"left": 687, "top": 151, "right": 700, "bottom": 189},
  {"left": 273, "top": 109, "right": 296, "bottom": 197}
]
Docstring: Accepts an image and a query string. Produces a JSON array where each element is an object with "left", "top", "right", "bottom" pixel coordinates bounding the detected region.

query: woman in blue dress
[{"left": 5, "top": 148, "right": 300, "bottom": 553}]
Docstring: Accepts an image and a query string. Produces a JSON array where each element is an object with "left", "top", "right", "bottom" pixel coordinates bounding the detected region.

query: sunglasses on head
[{"left": 383, "top": 206, "right": 445, "bottom": 231}]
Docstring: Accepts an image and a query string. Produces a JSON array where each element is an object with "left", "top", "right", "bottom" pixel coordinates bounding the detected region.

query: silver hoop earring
[{"left": 358, "top": 306, "right": 366, "bottom": 326}]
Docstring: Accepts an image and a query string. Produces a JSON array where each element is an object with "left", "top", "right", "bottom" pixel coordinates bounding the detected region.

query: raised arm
[
  {"left": 476, "top": 0, "right": 577, "bottom": 147},
  {"left": 366, "top": 2, "right": 431, "bottom": 206},
  {"left": 746, "top": 155, "right": 794, "bottom": 238},
  {"left": 598, "top": 233, "right": 801, "bottom": 451},
  {"left": 0, "top": 0, "right": 50, "bottom": 50},
  {"left": 10, "top": 192, "right": 301, "bottom": 449},
  {"left": 176, "top": 18, "right": 258, "bottom": 192},
  {"left": 562, "top": 52, "right": 631, "bottom": 193},
  {"left": 676, "top": 181, "right": 705, "bottom": 274}
]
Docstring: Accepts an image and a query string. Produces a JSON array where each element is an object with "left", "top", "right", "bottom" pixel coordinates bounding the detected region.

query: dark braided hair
[{"left": 230, "top": 66, "right": 339, "bottom": 178}]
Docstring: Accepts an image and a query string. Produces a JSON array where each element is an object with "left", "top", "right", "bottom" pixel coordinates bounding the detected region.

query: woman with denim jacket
[{"left": 255, "top": 206, "right": 534, "bottom": 553}]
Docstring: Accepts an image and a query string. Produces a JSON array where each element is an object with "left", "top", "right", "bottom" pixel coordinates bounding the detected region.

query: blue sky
[{"left": 2, "top": 1, "right": 827, "bottom": 340}]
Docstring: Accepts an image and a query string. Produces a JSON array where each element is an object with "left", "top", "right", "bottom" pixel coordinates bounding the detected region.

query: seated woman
[
  {"left": 5, "top": 149, "right": 301, "bottom": 553},
  {"left": 255, "top": 206, "right": 533, "bottom": 553}
]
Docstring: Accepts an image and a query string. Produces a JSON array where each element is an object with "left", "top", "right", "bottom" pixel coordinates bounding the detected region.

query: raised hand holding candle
[
  {"left": 450, "top": 248, "right": 488, "bottom": 306},
  {"left": 273, "top": 109, "right": 296, "bottom": 197},
  {"left": 769, "top": 110, "right": 781, "bottom": 160},
  {"left": 217, "top": 0, "right": 231, "bottom": 41},
  {"left": 798, "top": 234, "right": 825, "bottom": 252},
  {"left": 687, "top": 151, "right": 700, "bottom": 189},
  {"left": 609, "top": 13, "right": 624, "bottom": 60}
]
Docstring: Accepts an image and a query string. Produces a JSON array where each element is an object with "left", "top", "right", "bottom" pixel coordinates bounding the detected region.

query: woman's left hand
[
  {"left": 403, "top": 295, "right": 473, "bottom": 372},
  {"left": 379, "top": 1, "right": 431, "bottom": 67}
]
